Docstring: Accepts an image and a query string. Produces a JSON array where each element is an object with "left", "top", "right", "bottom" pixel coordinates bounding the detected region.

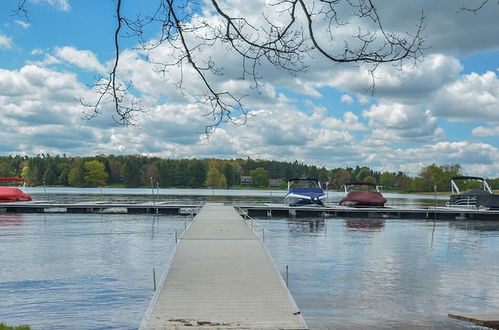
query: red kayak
[{"left": 0, "top": 177, "right": 32, "bottom": 202}]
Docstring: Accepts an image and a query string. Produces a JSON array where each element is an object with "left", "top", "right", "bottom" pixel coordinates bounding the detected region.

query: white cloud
[
  {"left": 433, "top": 71, "right": 499, "bottom": 122},
  {"left": 55, "top": 47, "right": 106, "bottom": 74},
  {"left": 341, "top": 94, "right": 354, "bottom": 104},
  {"left": 0, "top": 34, "right": 13, "bottom": 49},
  {"left": 363, "top": 103, "right": 443, "bottom": 143},
  {"left": 2, "top": 0, "right": 499, "bottom": 178},
  {"left": 359, "top": 141, "right": 499, "bottom": 177},
  {"left": 14, "top": 20, "right": 31, "bottom": 29},
  {"left": 32, "top": 0, "right": 70, "bottom": 12},
  {"left": 472, "top": 125, "right": 499, "bottom": 137}
]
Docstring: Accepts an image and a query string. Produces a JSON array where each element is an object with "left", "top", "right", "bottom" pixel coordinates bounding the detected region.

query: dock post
[
  {"left": 153, "top": 268, "right": 156, "bottom": 291},
  {"left": 263, "top": 228, "right": 265, "bottom": 242},
  {"left": 174, "top": 229, "right": 177, "bottom": 243},
  {"left": 150, "top": 177, "right": 155, "bottom": 205},
  {"left": 285, "top": 265, "right": 289, "bottom": 287}
]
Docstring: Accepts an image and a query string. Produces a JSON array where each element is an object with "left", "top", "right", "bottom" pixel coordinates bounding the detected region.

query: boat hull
[{"left": 284, "top": 193, "right": 325, "bottom": 207}]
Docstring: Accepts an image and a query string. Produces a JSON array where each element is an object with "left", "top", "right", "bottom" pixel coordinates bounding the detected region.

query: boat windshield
[
  {"left": 289, "top": 179, "right": 321, "bottom": 189},
  {"left": 344, "top": 182, "right": 381, "bottom": 193}
]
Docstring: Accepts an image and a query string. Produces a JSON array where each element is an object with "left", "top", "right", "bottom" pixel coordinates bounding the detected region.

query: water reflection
[
  {"left": 450, "top": 221, "right": 499, "bottom": 232},
  {"left": 345, "top": 219, "right": 384, "bottom": 231},
  {"left": 0, "top": 213, "right": 24, "bottom": 227},
  {"left": 256, "top": 216, "right": 499, "bottom": 329},
  {"left": 287, "top": 219, "right": 326, "bottom": 233}
]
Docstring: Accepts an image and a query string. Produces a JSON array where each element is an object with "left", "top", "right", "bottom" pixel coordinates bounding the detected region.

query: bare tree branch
[
  {"left": 78, "top": 0, "right": 141, "bottom": 125},
  {"left": 12, "top": 0, "right": 28, "bottom": 20},
  {"left": 14, "top": 0, "right": 428, "bottom": 131},
  {"left": 459, "top": 0, "right": 490, "bottom": 13}
]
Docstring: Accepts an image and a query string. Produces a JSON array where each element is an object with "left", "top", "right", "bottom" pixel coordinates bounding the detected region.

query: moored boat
[
  {"left": 0, "top": 177, "right": 32, "bottom": 203},
  {"left": 448, "top": 176, "right": 499, "bottom": 209},
  {"left": 284, "top": 178, "right": 326, "bottom": 207},
  {"left": 339, "top": 182, "right": 386, "bottom": 207}
]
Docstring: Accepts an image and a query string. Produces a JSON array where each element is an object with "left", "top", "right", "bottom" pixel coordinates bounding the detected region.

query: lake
[{"left": 1, "top": 189, "right": 498, "bottom": 329}]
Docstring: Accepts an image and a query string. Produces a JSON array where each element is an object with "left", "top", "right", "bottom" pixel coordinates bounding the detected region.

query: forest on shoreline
[{"left": 1, "top": 154, "right": 498, "bottom": 193}]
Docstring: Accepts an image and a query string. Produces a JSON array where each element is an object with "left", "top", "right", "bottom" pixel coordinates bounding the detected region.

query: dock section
[
  {"left": 141, "top": 203, "right": 307, "bottom": 329},
  {"left": 449, "top": 312, "right": 499, "bottom": 329},
  {"left": 2, "top": 201, "right": 499, "bottom": 220}
]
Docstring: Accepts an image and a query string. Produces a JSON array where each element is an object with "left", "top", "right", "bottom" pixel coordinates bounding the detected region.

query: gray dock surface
[
  {"left": 141, "top": 203, "right": 308, "bottom": 329},
  {"left": 449, "top": 312, "right": 499, "bottom": 328}
]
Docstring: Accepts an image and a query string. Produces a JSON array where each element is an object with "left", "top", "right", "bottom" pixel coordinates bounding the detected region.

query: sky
[{"left": 0, "top": 0, "right": 499, "bottom": 176}]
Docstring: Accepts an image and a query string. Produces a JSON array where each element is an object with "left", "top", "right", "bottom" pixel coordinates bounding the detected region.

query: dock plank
[{"left": 141, "top": 203, "right": 307, "bottom": 329}]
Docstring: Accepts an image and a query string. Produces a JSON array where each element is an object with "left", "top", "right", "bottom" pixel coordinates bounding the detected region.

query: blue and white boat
[{"left": 284, "top": 178, "right": 326, "bottom": 207}]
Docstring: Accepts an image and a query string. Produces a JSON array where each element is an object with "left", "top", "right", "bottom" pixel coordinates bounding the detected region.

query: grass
[{"left": 0, "top": 323, "right": 31, "bottom": 330}]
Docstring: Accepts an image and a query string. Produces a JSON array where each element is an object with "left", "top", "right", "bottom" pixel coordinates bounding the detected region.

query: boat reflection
[
  {"left": 0, "top": 213, "right": 24, "bottom": 227},
  {"left": 345, "top": 219, "right": 384, "bottom": 231},
  {"left": 288, "top": 219, "right": 326, "bottom": 233},
  {"left": 449, "top": 221, "right": 499, "bottom": 232}
]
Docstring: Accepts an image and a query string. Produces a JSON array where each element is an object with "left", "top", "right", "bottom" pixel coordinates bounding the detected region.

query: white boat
[{"left": 284, "top": 178, "right": 326, "bottom": 207}]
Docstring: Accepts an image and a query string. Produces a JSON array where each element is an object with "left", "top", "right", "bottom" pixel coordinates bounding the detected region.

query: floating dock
[
  {"left": 140, "top": 203, "right": 308, "bottom": 329},
  {"left": 449, "top": 312, "right": 499, "bottom": 329},
  {"left": 1, "top": 201, "right": 499, "bottom": 220}
]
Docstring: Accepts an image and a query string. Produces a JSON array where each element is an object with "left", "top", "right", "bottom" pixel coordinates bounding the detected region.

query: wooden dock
[
  {"left": 140, "top": 203, "right": 308, "bottom": 329},
  {"left": 449, "top": 312, "right": 499, "bottom": 329}
]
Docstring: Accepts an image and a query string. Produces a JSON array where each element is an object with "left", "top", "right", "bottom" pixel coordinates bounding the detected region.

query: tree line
[{"left": 0, "top": 154, "right": 497, "bottom": 192}]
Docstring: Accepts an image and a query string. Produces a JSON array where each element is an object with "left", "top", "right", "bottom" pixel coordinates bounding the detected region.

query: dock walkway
[{"left": 140, "top": 203, "right": 308, "bottom": 329}]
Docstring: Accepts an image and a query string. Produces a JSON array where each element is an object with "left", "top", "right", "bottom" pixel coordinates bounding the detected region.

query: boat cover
[
  {"left": 450, "top": 190, "right": 499, "bottom": 209},
  {"left": 0, "top": 187, "right": 32, "bottom": 202},
  {"left": 340, "top": 191, "right": 386, "bottom": 207},
  {"left": 290, "top": 187, "right": 325, "bottom": 199}
]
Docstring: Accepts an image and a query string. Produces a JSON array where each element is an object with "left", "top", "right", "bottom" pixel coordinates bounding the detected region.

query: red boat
[
  {"left": 339, "top": 182, "right": 386, "bottom": 207},
  {"left": 0, "top": 177, "right": 32, "bottom": 203}
]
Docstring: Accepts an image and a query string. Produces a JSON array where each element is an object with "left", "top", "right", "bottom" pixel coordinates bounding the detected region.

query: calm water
[
  {"left": 25, "top": 187, "right": 448, "bottom": 207},
  {"left": 254, "top": 217, "right": 499, "bottom": 329},
  {"left": 1, "top": 190, "right": 498, "bottom": 329},
  {"left": 0, "top": 213, "right": 187, "bottom": 329}
]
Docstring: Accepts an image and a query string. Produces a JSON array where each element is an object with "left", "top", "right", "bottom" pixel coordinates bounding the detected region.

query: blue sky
[{"left": 1, "top": 0, "right": 499, "bottom": 176}]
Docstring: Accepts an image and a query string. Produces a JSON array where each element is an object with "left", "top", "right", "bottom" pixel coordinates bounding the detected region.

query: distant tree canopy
[{"left": 0, "top": 154, "right": 496, "bottom": 192}]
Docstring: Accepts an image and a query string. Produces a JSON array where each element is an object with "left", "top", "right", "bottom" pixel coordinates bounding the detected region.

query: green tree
[
  {"left": 250, "top": 167, "right": 269, "bottom": 187},
  {"left": 355, "top": 167, "right": 371, "bottom": 182},
  {"left": 395, "top": 172, "right": 412, "bottom": 191},
  {"left": 379, "top": 172, "right": 396, "bottom": 189},
  {"left": 42, "top": 167, "right": 57, "bottom": 185},
  {"left": 142, "top": 163, "right": 160, "bottom": 187},
  {"left": 205, "top": 167, "right": 227, "bottom": 188},
  {"left": 332, "top": 168, "right": 352, "bottom": 188},
  {"left": 68, "top": 163, "right": 85, "bottom": 187},
  {"left": 363, "top": 175, "right": 377, "bottom": 184},
  {"left": 121, "top": 158, "right": 141, "bottom": 187},
  {"left": 418, "top": 164, "right": 461, "bottom": 192},
  {"left": 187, "top": 160, "right": 207, "bottom": 187},
  {"left": 83, "top": 160, "right": 109, "bottom": 187},
  {"left": 0, "top": 162, "right": 14, "bottom": 177}
]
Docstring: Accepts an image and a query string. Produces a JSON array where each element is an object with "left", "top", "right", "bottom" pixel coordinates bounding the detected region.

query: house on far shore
[
  {"left": 240, "top": 175, "right": 252, "bottom": 186},
  {"left": 269, "top": 178, "right": 284, "bottom": 187}
]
